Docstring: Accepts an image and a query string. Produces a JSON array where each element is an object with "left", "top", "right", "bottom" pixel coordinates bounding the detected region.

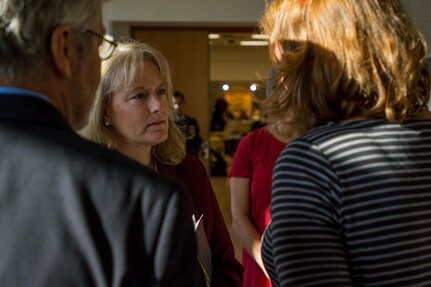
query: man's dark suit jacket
[{"left": 0, "top": 94, "right": 201, "bottom": 286}]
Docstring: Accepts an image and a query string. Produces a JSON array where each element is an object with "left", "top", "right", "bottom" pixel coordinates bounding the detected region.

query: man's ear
[{"left": 50, "top": 24, "right": 74, "bottom": 78}]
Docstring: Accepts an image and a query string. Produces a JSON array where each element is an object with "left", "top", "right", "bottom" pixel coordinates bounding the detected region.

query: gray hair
[
  {"left": 81, "top": 41, "right": 186, "bottom": 166},
  {"left": 0, "top": 0, "right": 102, "bottom": 83}
]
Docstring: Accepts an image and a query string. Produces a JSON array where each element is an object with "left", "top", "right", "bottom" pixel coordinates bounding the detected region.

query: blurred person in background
[
  {"left": 173, "top": 91, "right": 203, "bottom": 156},
  {"left": 210, "top": 98, "right": 233, "bottom": 132}
]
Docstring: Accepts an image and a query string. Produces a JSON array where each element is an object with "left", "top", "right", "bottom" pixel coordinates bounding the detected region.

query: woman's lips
[{"left": 147, "top": 120, "right": 165, "bottom": 127}]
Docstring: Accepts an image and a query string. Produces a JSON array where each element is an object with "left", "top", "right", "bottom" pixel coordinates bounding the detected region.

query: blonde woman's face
[{"left": 105, "top": 59, "right": 169, "bottom": 149}]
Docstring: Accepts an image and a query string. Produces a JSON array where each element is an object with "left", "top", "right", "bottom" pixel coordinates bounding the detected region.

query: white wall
[
  {"left": 103, "top": 0, "right": 266, "bottom": 26},
  {"left": 401, "top": 0, "right": 431, "bottom": 48}
]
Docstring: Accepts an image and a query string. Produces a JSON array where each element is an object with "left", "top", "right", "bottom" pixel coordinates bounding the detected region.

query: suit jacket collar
[{"left": 0, "top": 93, "right": 71, "bottom": 130}]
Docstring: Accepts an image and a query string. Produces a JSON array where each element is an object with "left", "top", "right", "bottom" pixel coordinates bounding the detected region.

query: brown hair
[{"left": 260, "top": 0, "right": 430, "bottom": 134}]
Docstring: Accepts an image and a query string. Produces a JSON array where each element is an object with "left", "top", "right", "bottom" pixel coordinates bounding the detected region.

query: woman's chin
[{"left": 148, "top": 133, "right": 168, "bottom": 146}]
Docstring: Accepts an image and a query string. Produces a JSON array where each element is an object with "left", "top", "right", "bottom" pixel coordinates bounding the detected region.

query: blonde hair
[
  {"left": 260, "top": 0, "right": 430, "bottom": 134},
  {"left": 82, "top": 42, "right": 186, "bottom": 165}
]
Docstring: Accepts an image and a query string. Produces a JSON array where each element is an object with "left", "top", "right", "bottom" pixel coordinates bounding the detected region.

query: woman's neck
[
  {"left": 267, "top": 124, "right": 297, "bottom": 144},
  {"left": 117, "top": 143, "right": 154, "bottom": 169},
  {"left": 344, "top": 109, "right": 431, "bottom": 122},
  {"left": 411, "top": 109, "right": 431, "bottom": 120}
]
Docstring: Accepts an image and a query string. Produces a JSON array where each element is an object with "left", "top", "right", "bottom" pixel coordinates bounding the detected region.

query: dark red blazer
[{"left": 158, "top": 155, "right": 244, "bottom": 287}]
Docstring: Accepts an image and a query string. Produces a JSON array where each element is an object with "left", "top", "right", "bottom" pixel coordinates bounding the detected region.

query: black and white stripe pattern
[{"left": 262, "top": 119, "right": 431, "bottom": 286}]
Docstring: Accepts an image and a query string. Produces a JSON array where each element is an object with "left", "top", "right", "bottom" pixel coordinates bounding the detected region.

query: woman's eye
[
  {"left": 157, "top": 88, "right": 167, "bottom": 96},
  {"left": 131, "top": 93, "right": 147, "bottom": 100}
]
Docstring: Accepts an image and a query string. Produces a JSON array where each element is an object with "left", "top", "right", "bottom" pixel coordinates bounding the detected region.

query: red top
[
  {"left": 229, "top": 127, "right": 286, "bottom": 287},
  {"left": 158, "top": 154, "right": 243, "bottom": 287}
]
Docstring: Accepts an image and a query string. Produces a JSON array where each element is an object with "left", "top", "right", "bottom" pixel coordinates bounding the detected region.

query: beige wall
[{"left": 210, "top": 46, "right": 272, "bottom": 82}]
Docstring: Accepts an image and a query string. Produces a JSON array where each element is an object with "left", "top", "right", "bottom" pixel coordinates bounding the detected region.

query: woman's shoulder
[
  {"left": 301, "top": 119, "right": 386, "bottom": 144},
  {"left": 181, "top": 153, "right": 201, "bottom": 165},
  {"left": 157, "top": 155, "right": 203, "bottom": 178},
  {"left": 239, "top": 126, "right": 268, "bottom": 145},
  {"left": 178, "top": 154, "right": 206, "bottom": 173},
  {"left": 177, "top": 155, "right": 212, "bottom": 203}
]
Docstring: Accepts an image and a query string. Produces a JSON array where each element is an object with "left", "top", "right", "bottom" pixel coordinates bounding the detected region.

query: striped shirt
[{"left": 261, "top": 119, "right": 431, "bottom": 286}]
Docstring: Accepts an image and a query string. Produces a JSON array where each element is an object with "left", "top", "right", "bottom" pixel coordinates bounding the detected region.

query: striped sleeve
[{"left": 267, "top": 140, "right": 353, "bottom": 286}]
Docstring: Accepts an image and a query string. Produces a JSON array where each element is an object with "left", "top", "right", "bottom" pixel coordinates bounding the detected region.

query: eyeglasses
[{"left": 86, "top": 29, "right": 117, "bottom": 60}]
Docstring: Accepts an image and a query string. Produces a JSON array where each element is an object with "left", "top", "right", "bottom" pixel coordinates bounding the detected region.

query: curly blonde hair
[
  {"left": 81, "top": 42, "right": 185, "bottom": 165},
  {"left": 260, "top": 0, "right": 430, "bottom": 134}
]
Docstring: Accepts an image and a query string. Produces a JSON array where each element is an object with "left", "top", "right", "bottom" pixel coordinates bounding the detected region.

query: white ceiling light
[
  {"left": 239, "top": 40, "right": 269, "bottom": 46},
  {"left": 208, "top": 33, "right": 221, "bottom": 39},
  {"left": 251, "top": 34, "right": 270, "bottom": 40}
]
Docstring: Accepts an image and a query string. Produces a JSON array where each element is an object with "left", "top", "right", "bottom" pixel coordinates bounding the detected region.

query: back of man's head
[{"left": 0, "top": 0, "right": 102, "bottom": 84}]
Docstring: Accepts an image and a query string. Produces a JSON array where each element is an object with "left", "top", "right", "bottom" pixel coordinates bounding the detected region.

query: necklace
[{"left": 270, "top": 124, "right": 298, "bottom": 143}]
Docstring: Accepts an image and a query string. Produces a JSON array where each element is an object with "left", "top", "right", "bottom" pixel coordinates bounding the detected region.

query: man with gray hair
[{"left": 0, "top": 1, "right": 201, "bottom": 286}]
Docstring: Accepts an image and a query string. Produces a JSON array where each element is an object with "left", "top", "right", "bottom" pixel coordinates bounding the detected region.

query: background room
[{"left": 102, "top": 0, "right": 431, "bottom": 260}]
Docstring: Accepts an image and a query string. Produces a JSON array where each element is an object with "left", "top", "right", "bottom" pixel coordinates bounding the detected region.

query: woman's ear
[
  {"left": 103, "top": 110, "right": 111, "bottom": 127},
  {"left": 50, "top": 24, "right": 74, "bottom": 78}
]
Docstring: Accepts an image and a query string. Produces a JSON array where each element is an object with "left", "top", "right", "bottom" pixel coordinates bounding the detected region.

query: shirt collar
[{"left": 0, "top": 86, "right": 51, "bottom": 103}]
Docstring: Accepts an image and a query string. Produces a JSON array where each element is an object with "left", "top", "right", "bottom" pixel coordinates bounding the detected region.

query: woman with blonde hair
[
  {"left": 82, "top": 42, "right": 243, "bottom": 287},
  {"left": 260, "top": 0, "right": 431, "bottom": 286}
]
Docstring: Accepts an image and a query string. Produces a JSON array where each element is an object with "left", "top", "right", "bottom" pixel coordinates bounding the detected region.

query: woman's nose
[{"left": 148, "top": 95, "right": 163, "bottom": 113}]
